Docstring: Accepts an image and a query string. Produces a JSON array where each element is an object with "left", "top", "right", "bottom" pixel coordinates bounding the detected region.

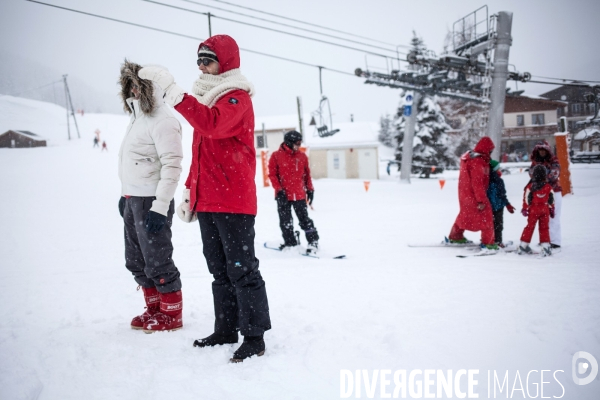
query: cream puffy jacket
[{"left": 118, "top": 83, "right": 183, "bottom": 216}]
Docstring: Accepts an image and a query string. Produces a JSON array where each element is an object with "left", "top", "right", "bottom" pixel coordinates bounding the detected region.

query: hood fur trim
[{"left": 119, "top": 59, "right": 155, "bottom": 115}]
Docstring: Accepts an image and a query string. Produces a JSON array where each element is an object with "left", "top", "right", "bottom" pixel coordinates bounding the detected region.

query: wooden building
[
  {"left": 501, "top": 95, "right": 566, "bottom": 156},
  {"left": 0, "top": 130, "right": 47, "bottom": 148}
]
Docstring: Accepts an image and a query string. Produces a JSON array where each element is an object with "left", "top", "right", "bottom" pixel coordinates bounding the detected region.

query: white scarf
[{"left": 191, "top": 68, "right": 255, "bottom": 107}]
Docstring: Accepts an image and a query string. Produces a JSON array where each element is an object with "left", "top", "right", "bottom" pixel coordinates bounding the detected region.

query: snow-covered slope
[
  {"left": 0, "top": 98, "right": 599, "bottom": 400},
  {"left": 0, "top": 95, "right": 129, "bottom": 146}
]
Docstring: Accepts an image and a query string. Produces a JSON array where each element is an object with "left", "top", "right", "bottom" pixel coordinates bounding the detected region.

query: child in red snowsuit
[{"left": 518, "top": 165, "right": 555, "bottom": 256}]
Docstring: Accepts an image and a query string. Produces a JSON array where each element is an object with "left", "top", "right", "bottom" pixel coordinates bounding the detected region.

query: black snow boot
[
  {"left": 230, "top": 335, "right": 265, "bottom": 363},
  {"left": 193, "top": 332, "right": 239, "bottom": 348}
]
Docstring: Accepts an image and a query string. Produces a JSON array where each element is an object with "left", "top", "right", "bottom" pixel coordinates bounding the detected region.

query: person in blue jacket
[{"left": 487, "top": 160, "right": 515, "bottom": 247}]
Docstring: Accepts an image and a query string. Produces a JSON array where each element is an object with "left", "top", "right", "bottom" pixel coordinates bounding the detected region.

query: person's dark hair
[
  {"left": 530, "top": 164, "right": 548, "bottom": 193},
  {"left": 531, "top": 164, "right": 547, "bottom": 182},
  {"left": 284, "top": 130, "right": 302, "bottom": 149}
]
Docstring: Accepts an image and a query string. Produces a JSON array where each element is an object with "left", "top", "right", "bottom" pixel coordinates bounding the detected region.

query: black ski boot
[
  {"left": 230, "top": 335, "right": 265, "bottom": 363},
  {"left": 193, "top": 332, "right": 238, "bottom": 348}
]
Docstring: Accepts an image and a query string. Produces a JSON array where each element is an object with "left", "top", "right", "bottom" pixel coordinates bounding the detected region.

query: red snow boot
[
  {"left": 143, "top": 290, "right": 183, "bottom": 333},
  {"left": 131, "top": 286, "right": 160, "bottom": 330}
]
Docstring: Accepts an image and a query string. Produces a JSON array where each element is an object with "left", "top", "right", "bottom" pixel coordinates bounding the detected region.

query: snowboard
[{"left": 263, "top": 242, "right": 346, "bottom": 260}]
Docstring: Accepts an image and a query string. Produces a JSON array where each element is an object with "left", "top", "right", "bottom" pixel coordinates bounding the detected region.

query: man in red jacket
[
  {"left": 139, "top": 35, "right": 271, "bottom": 363},
  {"left": 268, "top": 130, "right": 319, "bottom": 253},
  {"left": 447, "top": 136, "right": 497, "bottom": 251}
]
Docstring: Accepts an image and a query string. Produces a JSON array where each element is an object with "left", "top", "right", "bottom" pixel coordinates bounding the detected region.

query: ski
[
  {"left": 263, "top": 242, "right": 285, "bottom": 252},
  {"left": 263, "top": 242, "right": 346, "bottom": 259},
  {"left": 408, "top": 237, "right": 480, "bottom": 248},
  {"left": 456, "top": 251, "right": 499, "bottom": 258},
  {"left": 463, "top": 241, "right": 516, "bottom": 252},
  {"left": 302, "top": 252, "right": 346, "bottom": 259},
  {"left": 408, "top": 242, "right": 479, "bottom": 248}
]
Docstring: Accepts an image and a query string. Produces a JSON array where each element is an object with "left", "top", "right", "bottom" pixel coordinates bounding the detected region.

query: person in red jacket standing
[
  {"left": 447, "top": 136, "right": 498, "bottom": 252},
  {"left": 517, "top": 165, "right": 555, "bottom": 256},
  {"left": 528, "top": 140, "right": 562, "bottom": 250},
  {"left": 139, "top": 35, "right": 271, "bottom": 363},
  {"left": 268, "top": 130, "right": 319, "bottom": 253}
]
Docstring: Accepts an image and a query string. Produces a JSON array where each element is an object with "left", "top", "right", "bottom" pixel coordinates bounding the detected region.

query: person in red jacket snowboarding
[
  {"left": 517, "top": 165, "right": 555, "bottom": 256},
  {"left": 139, "top": 35, "right": 271, "bottom": 362},
  {"left": 268, "top": 130, "right": 319, "bottom": 253},
  {"left": 447, "top": 136, "right": 498, "bottom": 252}
]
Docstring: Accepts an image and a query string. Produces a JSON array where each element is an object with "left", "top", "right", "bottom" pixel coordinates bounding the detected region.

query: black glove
[
  {"left": 145, "top": 211, "right": 167, "bottom": 233},
  {"left": 276, "top": 190, "right": 287, "bottom": 202},
  {"left": 306, "top": 190, "right": 314, "bottom": 205},
  {"left": 118, "top": 197, "right": 126, "bottom": 218}
]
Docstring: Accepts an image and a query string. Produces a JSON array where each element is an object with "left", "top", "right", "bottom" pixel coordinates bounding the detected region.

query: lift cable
[
  {"left": 207, "top": 0, "right": 407, "bottom": 48},
  {"left": 176, "top": 0, "right": 403, "bottom": 55},
  {"left": 143, "top": 0, "right": 403, "bottom": 59},
  {"left": 0, "top": 79, "right": 63, "bottom": 97},
  {"left": 24, "top": 0, "right": 356, "bottom": 77}
]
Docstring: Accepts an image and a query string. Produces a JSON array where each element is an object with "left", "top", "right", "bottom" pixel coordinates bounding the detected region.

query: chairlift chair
[{"left": 312, "top": 67, "right": 340, "bottom": 138}]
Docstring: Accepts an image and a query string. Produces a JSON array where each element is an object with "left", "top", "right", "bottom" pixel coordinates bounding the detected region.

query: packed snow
[{"left": 0, "top": 96, "right": 599, "bottom": 399}]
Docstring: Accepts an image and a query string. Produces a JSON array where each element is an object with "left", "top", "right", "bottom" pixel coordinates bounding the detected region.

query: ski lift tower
[
  {"left": 355, "top": 5, "right": 529, "bottom": 181},
  {"left": 482, "top": 12, "right": 512, "bottom": 161}
]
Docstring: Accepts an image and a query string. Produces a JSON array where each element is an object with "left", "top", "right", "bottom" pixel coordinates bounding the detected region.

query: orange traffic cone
[
  {"left": 439, "top": 179, "right": 446, "bottom": 189},
  {"left": 364, "top": 181, "right": 370, "bottom": 192}
]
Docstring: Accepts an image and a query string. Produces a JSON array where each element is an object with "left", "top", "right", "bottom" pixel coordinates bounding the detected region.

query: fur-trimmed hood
[
  {"left": 530, "top": 140, "right": 555, "bottom": 163},
  {"left": 119, "top": 59, "right": 160, "bottom": 115}
]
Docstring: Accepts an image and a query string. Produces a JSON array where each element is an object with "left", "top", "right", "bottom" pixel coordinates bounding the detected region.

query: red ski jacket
[
  {"left": 454, "top": 137, "right": 495, "bottom": 231},
  {"left": 268, "top": 143, "right": 314, "bottom": 201},
  {"left": 174, "top": 35, "right": 256, "bottom": 215},
  {"left": 522, "top": 182, "right": 554, "bottom": 212}
]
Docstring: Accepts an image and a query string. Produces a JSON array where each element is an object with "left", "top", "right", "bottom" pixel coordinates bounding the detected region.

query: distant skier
[
  {"left": 486, "top": 160, "right": 515, "bottom": 247},
  {"left": 118, "top": 59, "right": 184, "bottom": 333},
  {"left": 447, "top": 136, "right": 497, "bottom": 252},
  {"left": 517, "top": 165, "right": 555, "bottom": 256},
  {"left": 528, "top": 141, "right": 562, "bottom": 250},
  {"left": 101, "top": 141, "right": 108, "bottom": 152},
  {"left": 93, "top": 137, "right": 99, "bottom": 148},
  {"left": 139, "top": 34, "right": 271, "bottom": 362},
  {"left": 268, "top": 130, "right": 319, "bottom": 254}
]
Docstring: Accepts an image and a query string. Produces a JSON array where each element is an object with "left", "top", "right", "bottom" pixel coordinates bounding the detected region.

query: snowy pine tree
[
  {"left": 392, "top": 32, "right": 454, "bottom": 169},
  {"left": 438, "top": 98, "right": 489, "bottom": 159},
  {"left": 378, "top": 114, "right": 395, "bottom": 148},
  {"left": 408, "top": 31, "right": 427, "bottom": 71},
  {"left": 394, "top": 93, "right": 454, "bottom": 168}
]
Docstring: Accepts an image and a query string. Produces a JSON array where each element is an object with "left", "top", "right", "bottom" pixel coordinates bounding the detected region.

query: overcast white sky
[{"left": 1, "top": 0, "right": 599, "bottom": 124}]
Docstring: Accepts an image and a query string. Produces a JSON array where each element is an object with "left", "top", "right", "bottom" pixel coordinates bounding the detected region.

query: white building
[{"left": 253, "top": 115, "right": 380, "bottom": 180}]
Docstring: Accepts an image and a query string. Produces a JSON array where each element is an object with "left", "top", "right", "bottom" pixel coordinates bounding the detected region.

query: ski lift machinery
[{"left": 312, "top": 67, "right": 340, "bottom": 137}]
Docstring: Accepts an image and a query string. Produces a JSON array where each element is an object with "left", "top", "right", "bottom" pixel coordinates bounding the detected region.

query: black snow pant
[
  {"left": 197, "top": 212, "right": 271, "bottom": 337},
  {"left": 123, "top": 196, "right": 181, "bottom": 293},
  {"left": 492, "top": 208, "right": 504, "bottom": 244},
  {"left": 277, "top": 198, "right": 319, "bottom": 246}
]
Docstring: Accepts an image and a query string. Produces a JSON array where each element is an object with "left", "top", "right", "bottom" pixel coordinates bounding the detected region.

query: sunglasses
[{"left": 197, "top": 58, "right": 214, "bottom": 66}]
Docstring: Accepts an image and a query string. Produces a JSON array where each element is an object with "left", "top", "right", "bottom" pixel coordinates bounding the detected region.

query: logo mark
[{"left": 572, "top": 351, "right": 598, "bottom": 385}]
